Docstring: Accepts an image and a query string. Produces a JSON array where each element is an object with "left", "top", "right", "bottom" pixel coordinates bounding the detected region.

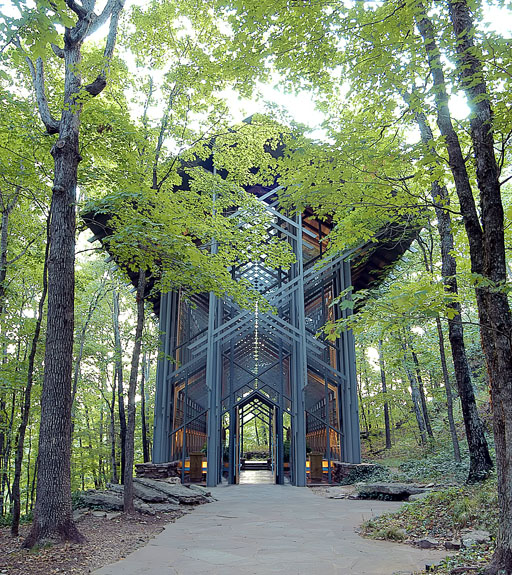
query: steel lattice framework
[{"left": 152, "top": 188, "right": 361, "bottom": 486}]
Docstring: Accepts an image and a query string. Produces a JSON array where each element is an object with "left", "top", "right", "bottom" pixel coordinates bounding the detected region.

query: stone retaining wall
[{"left": 135, "top": 461, "right": 180, "bottom": 479}]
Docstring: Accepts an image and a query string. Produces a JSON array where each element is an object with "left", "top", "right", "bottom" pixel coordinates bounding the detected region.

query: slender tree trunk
[
  {"left": 72, "top": 281, "right": 106, "bottom": 411},
  {"left": 409, "top": 113, "right": 492, "bottom": 478},
  {"left": 254, "top": 418, "right": 260, "bottom": 446},
  {"left": 0, "top": 200, "right": 14, "bottom": 517},
  {"left": 109, "top": 375, "right": 118, "bottom": 484},
  {"left": 410, "top": 348, "right": 434, "bottom": 438},
  {"left": 29, "top": 455, "right": 37, "bottom": 514},
  {"left": 0, "top": 396, "right": 5, "bottom": 516},
  {"left": 435, "top": 316, "right": 461, "bottom": 463},
  {"left": 358, "top": 375, "right": 373, "bottom": 452},
  {"left": 84, "top": 406, "right": 98, "bottom": 488},
  {"left": 124, "top": 269, "right": 146, "bottom": 513},
  {"left": 11, "top": 220, "right": 49, "bottom": 536},
  {"left": 401, "top": 342, "right": 427, "bottom": 445},
  {"left": 0, "top": 391, "right": 16, "bottom": 517},
  {"left": 408, "top": 9, "right": 493, "bottom": 481},
  {"left": 25, "top": 425, "right": 31, "bottom": 516},
  {"left": 378, "top": 340, "right": 392, "bottom": 450},
  {"left": 113, "top": 288, "right": 127, "bottom": 483}
]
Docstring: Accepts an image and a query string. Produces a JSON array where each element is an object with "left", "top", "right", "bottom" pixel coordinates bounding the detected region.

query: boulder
[
  {"left": 326, "top": 486, "right": 351, "bottom": 499},
  {"left": 163, "top": 477, "right": 181, "bottom": 485},
  {"left": 187, "top": 484, "right": 213, "bottom": 498},
  {"left": 444, "top": 540, "right": 461, "bottom": 550},
  {"left": 416, "top": 538, "right": 440, "bottom": 549},
  {"left": 134, "top": 477, "right": 208, "bottom": 505},
  {"left": 79, "top": 490, "right": 155, "bottom": 514},
  {"left": 151, "top": 502, "right": 182, "bottom": 513},
  {"left": 357, "top": 483, "right": 427, "bottom": 501},
  {"left": 461, "top": 530, "right": 492, "bottom": 548},
  {"left": 92, "top": 510, "right": 107, "bottom": 518},
  {"left": 331, "top": 462, "right": 380, "bottom": 484},
  {"left": 107, "top": 481, "right": 171, "bottom": 504},
  {"left": 408, "top": 492, "right": 431, "bottom": 502}
]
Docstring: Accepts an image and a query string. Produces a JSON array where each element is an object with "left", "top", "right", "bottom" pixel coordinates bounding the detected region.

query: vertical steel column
[
  {"left": 291, "top": 215, "right": 307, "bottom": 487},
  {"left": 216, "top": 298, "right": 224, "bottom": 484},
  {"left": 339, "top": 260, "right": 361, "bottom": 463},
  {"left": 206, "top": 294, "right": 219, "bottom": 485},
  {"left": 343, "top": 259, "right": 361, "bottom": 463},
  {"left": 153, "top": 291, "right": 174, "bottom": 463},
  {"left": 277, "top": 342, "right": 285, "bottom": 485},
  {"left": 206, "top": 183, "right": 220, "bottom": 486},
  {"left": 228, "top": 341, "right": 236, "bottom": 484}
]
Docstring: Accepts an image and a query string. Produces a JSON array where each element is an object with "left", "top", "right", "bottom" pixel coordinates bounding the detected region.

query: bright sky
[{"left": 2, "top": 0, "right": 511, "bottom": 132}]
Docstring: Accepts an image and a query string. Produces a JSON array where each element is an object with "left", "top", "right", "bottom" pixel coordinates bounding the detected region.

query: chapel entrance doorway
[{"left": 224, "top": 392, "right": 285, "bottom": 485}]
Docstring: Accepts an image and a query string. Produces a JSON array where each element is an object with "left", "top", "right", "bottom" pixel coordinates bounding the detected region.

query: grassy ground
[{"left": 360, "top": 476, "right": 497, "bottom": 574}]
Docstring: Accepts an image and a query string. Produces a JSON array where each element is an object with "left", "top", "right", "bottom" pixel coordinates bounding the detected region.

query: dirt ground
[{"left": 0, "top": 509, "right": 185, "bottom": 575}]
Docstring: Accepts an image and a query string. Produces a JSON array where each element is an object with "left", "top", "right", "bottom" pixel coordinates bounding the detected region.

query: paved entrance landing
[
  {"left": 94, "top": 485, "right": 449, "bottom": 575},
  {"left": 239, "top": 470, "right": 275, "bottom": 484}
]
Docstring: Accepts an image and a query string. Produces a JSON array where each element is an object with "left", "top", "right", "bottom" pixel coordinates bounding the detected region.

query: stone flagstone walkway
[{"left": 94, "top": 484, "right": 449, "bottom": 575}]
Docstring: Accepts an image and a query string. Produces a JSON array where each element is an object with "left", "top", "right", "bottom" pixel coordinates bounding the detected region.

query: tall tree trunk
[
  {"left": 447, "top": 1, "right": 512, "bottom": 570},
  {"left": 124, "top": 269, "right": 146, "bottom": 513},
  {"left": 113, "top": 287, "right": 127, "bottom": 483},
  {"left": 23, "top": 0, "right": 124, "bottom": 547},
  {"left": 140, "top": 353, "right": 150, "bottom": 463},
  {"left": 435, "top": 316, "right": 461, "bottom": 463},
  {"left": 408, "top": 100, "right": 492, "bottom": 480},
  {"left": 378, "top": 340, "right": 392, "bottom": 450},
  {"left": 11, "top": 220, "right": 49, "bottom": 536},
  {"left": 24, "top": 118, "right": 84, "bottom": 545}
]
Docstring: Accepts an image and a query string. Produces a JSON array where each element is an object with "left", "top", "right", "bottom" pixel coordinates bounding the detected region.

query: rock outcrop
[{"left": 78, "top": 477, "right": 214, "bottom": 514}]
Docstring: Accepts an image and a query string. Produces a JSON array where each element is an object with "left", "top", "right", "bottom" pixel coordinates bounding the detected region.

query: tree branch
[
  {"left": 51, "top": 43, "right": 64, "bottom": 58},
  {"left": 26, "top": 57, "right": 60, "bottom": 135},
  {"left": 84, "top": 0, "right": 124, "bottom": 97},
  {"left": 87, "top": 0, "right": 117, "bottom": 37},
  {"left": 7, "top": 236, "right": 39, "bottom": 266},
  {"left": 65, "top": 0, "right": 87, "bottom": 18}
]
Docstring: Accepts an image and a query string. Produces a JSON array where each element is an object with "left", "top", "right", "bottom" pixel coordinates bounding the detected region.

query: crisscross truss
[{"left": 153, "top": 185, "right": 361, "bottom": 486}]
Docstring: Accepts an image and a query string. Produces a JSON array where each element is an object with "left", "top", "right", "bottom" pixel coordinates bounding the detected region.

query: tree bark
[
  {"left": 408, "top": 97, "right": 492, "bottom": 480},
  {"left": 447, "top": 1, "right": 512, "bottom": 570},
  {"left": 24, "top": 0, "right": 124, "bottom": 547},
  {"left": 435, "top": 316, "right": 461, "bottom": 463},
  {"left": 123, "top": 269, "right": 146, "bottom": 513},
  {"left": 11, "top": 219, "right": 49, "bottom": 536},
  {"left": 378, "top": 340, "right": 392, "bottom": 450},
  {"left": 401, "top": 342, "right": 427, "bottom": 445},
  {"left": 112, "top": 287, "right": 127, "bottom": 482},
  {"left": 410, "top": 347, "right": 434, "bottom": 439},
  {"left": 109, "top": 374, "right": 118, "bottom": 484}
]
